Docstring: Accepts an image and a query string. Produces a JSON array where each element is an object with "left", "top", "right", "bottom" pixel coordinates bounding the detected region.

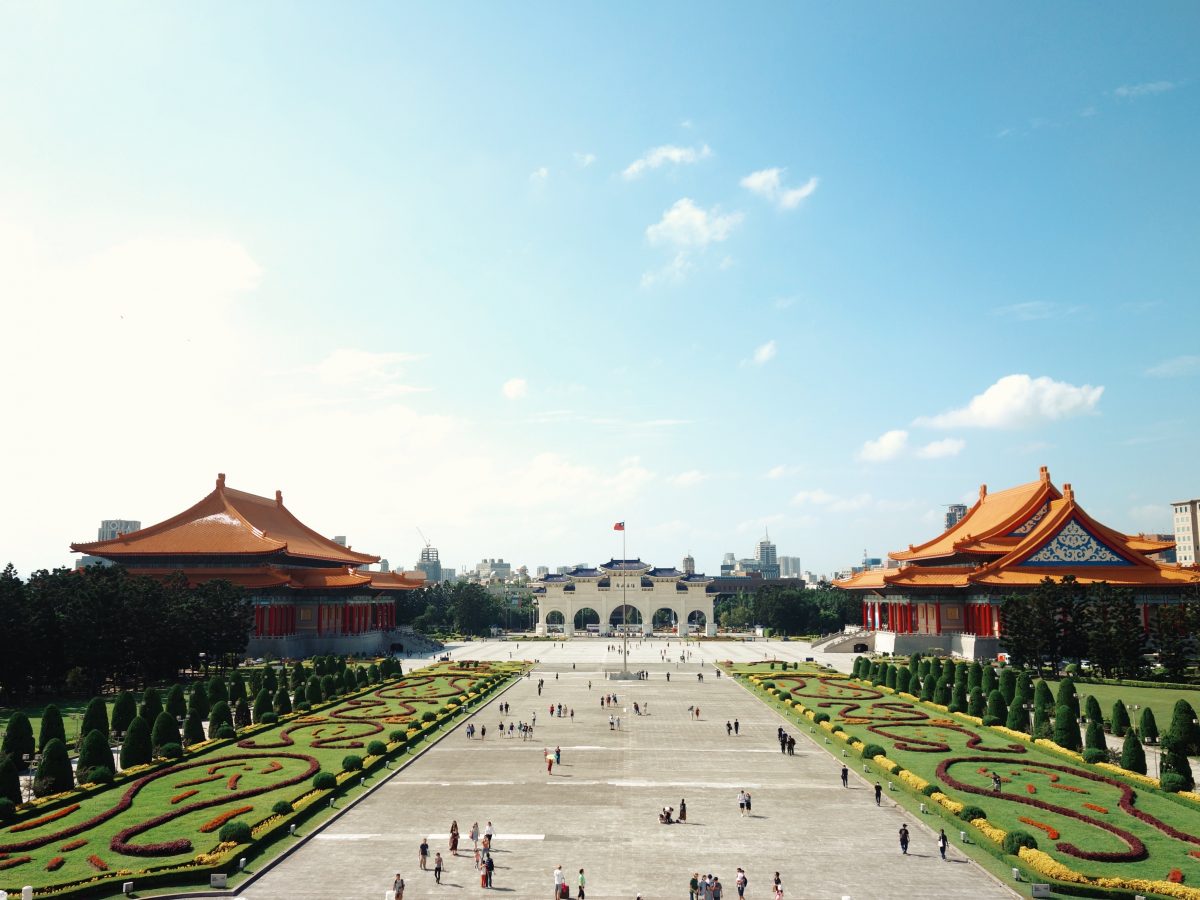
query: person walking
[
  {"left": 773, "top": 871, "right": 783, "bottom": 900},
  {"left": 392, "top": 873, "right": 405, "bottom": 900},
  {"left": 577, "top": 867, "right": 586, "bottom": 899},
  {"left": 874, "top": 782, "right": 882, "bottom": 806},
  {"left": 735, "top": 867, "right": 747, "bottom": 898},
  {"left": 938, "top": 828, "right": 948, "bottom": 860},
  {"left": 449, "top": 820, "right": 459, "bottom": 855},
  {"left": 555, "top": 745, "right": 562, "bottom": 765},
  {"left": 727, "top": 720, "right": 733, "bottom": 736},
  {"left": 738, "top": 789, "right": 747, "bottom": 817},
  {"left": 899, "top": 824, "right": 910, "bottom": 855},
  {"left": 419, "top": 837, "right": 429, "bottom": 870},
  {"left": 485, "top": 821, "right": 495, "bottom": 845},
  {"left": 734, "top": 718, "right": 739, "bottom": 735},
  {"left": 679, "top": 798, "right": 687, "bottom": 822},
  {"left": 841, "top": 765, "right": 849, "bottom": 788},
  {"left": 689, "top": 872, "right": 700, "bottom": 900},
  {"left": 470, "top": 821, "right": 480, "bottom": 851},
  {"left": 745, "top": 791, "right": 752, "bottom": 814},
  {"left": 434, "top": 852, "right": 444, "bottom": 884}
]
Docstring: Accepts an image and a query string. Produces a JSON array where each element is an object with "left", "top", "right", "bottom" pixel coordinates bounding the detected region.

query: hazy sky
[{"left": 1, "top": 3, "right": 1197, "bottom": 578}]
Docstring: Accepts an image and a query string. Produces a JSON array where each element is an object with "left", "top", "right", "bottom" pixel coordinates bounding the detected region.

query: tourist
[
  {"left": 577, "top": 867, "right": 586, "bottom": 899},
  {"left": 419, "top": 837, "right": 429, "bottom": 870},
  {"left": 938, "top": 827, "right": 948, "bottom": 860},
  {"left": 738, "top": 789, "right": 747, "bottom": 817},
  {"left": 690, "top": 873, "right": 700, "bottom": 899},
  {"left": 712, "top": 874, "right": 723, "bottom": 899},
  {"left": 733, "top": 718, "right": 739, "bottom": 734},
  {"left": 434, "top": 852, "right": 444, "bottom": 883},
  {"left": 787, "top": 735, "right": 795, "bottom": 755},
  {"left": 745, "top": 791, "right": 752, "bottom": 814},
  {"left": 470, "top": 821, "right": 480, "bottom": 851},
  {"left": 727, "top": 720, "right": 733, "bottom": 736},
  {"left": 570, "top": 708, "right": 575, "bottom": 722},
  {"left": 992, "top": 772, "right": 1002, "bottom": 793},
  {"left": 735, "top": 867, "right": 747, "bottom": 898},
  {"left": 449, "top": 820, "right": 459, "bottom": 854},
  {"left": 555, "top": 745, "right": 562, "bottom": 765},
  {"left": 874, "top": 782, "right": 882, "bottom": 806},
  {"left": 899, "top": 823, "right": 910, "bottom": 855},
  {"left": 616, "top": 715, "right": 621, "bottom": 730},
  {"left": 773, "top": 871, "right": 783, "bottom": 899},
  {"left": 485, "top": 854, "right": 495, "bottom": 888},
  {"left": 609, "top": 714, "right": 615, "bottom": 730},
  {"left": 554, "top": 864, "right": 565, "bottom": 899},
  {"left": 481, "top": 725, "right": 486, "bottom": 740},
  {"left": 679, "top": 797, "right": 687, "bottom": 822},
  {"left": 485, "top": 821, "right": 495, "bottom": 845},
  {"left": 392, "top": 873, "right": 405, "bottom": 899}
]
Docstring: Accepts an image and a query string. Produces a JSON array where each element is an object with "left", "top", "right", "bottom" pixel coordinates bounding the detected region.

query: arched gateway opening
[
  {"left": 609, "top": 604, "right": 643, "bottom": 633},
  {"left": 687, "top": 610, "right": 707, "bottom": 631},
  {"left": 545, "top": 610, "right": 565, "bottom": 633},
  {"left": 574, "top": 607, "right": 600, "bottom": 632},
  {"left": 652, "top": 607, "right": 678, "bottom": 632}
]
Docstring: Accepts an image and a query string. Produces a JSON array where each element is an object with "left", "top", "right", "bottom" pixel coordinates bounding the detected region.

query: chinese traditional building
[
  {"left": 533, "top": 559, "right": 715, "bottom": 636},
  {"left": 835, "top": 467, "right": 1199, "bottom": 660},
  {"left": 70, "top": 474, "right": 425, "bottom": 657}
]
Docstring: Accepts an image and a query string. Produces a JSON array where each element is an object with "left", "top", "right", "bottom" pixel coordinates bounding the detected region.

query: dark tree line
[
  {"left": 714, "top": 586, "right": 860, "bottom": 635},
  {"left": 1001, "top": 576, "right": 1200, "bottom": 679},
  {"left": 394, "top": 581, "right": 512, "bottom": 636},
  {"left": 0, "top": 563, "right": 252, "bottom": 701}
]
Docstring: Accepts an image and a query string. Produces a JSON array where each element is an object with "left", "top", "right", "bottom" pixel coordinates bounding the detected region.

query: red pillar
[
  {"left": 934, "top": 602, "right": 942, "bottom": 635},
  {"left": 1142, "top": 603, "right": 1150, "bottom": 634},
  {"left": 907, "top": 603, "right": 914, "bottom": 634},
  {"left": 863, "top": 601, "right": 869, "bottom": 629}
]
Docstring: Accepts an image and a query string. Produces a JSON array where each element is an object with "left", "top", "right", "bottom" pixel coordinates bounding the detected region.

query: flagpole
[{"left": 622, "top": 524, "right": 628, "bottom": 674}]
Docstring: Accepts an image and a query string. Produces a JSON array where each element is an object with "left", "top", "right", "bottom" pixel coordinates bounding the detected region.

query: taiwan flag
[{"left": 613, "top": 522, "right": 625, "bottom": 531}]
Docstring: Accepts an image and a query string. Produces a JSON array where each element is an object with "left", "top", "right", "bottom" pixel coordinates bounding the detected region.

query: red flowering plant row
[
  {"left": 199, "top": 805, "right": 254, "bottom": 834},
  {"left": 9, "top": 804, "right": 80, "bottom": 833}
]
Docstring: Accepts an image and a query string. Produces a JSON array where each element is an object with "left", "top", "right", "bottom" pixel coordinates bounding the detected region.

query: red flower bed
[
  {"left": 1019, "top": 816, "right": 1061, "bottom": 840},
  {"left": 1169, "top": 868, "right": 1185, "bottom": 883},
  {"left": 227, "top": 774, "right": 242, "bottom": 790},
  {"left": 0, "top": 855, "right": 32, "bottom": 870},
  {"left": 1026, "top": 784, "right": 1037, "bottom": 794},
  {"left": 260, "top": 761, "right": 282, "bottom": 774},
  {"left": 1050, "top": 783, "right": 1089, "bottom": 794},
  {"left": 59, "top": 838, "right": 88, "bottom": 851},
  {"left": 1083, "top": 803, "right": 1108, "bottom": 814},
  {"left": 9, "top": 803, "right": 81, "bottom": 832},
  {"left": 175, "top": 773, "right": 222, "bottom": 788},
  {"left": 199, "top": 805, "right": 253, "bottom": 834},
  {"left": 46, "top": 855, "right": 65, "bottom": 871},
  {"left": 87, "top": 854, "right": 108, "bottom": 871},
  {"left": 866, "top": 721, "right": 1026, "bottom": 755},
  {"left": 207, "top": 762, "right": 246, "bottom": 775},
  {"left": 1190, "top": 850, "right": 1200, "bottom": 860},
  {"left": 171, "top": 790, "right": 199, "bottom": 804}
]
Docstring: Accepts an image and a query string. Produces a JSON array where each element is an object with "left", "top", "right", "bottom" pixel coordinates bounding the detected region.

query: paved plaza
[{"left": 241, "top": 639, "right": 1016, "bottom": 899}]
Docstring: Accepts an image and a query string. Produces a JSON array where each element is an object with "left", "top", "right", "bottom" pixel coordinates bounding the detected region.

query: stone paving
[{"left": 241, "top": 639, "right": 1017, "bottom": 899}]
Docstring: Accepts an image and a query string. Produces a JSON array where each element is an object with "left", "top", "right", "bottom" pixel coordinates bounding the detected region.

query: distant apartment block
[{"left": 1174, "top": 499, "right": 1199, "bottom": 566}]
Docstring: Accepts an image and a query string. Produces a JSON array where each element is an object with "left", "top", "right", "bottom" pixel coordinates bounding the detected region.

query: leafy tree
[
  {"left": 1120, "top": 728, "right": 1147, "bottom": 774},
  {"left": 38, "top": 704, "right": 66, "bottom": 752},
  {"left": 1083, "top": 695, "right": 1103, "bottom": 725},
  {"left": 183, "top": 707, "right": 206, "bottom": 746},
  {"left": 998, "top": 667, "right": 1017, "bottom": 705},
  {"left": 81, "top": 697, "right": 109, "bottom": 742},
  {"left": 967, "top": 688, "right": 985, "bottom": 718},
  {"left": 1, "top": 711, "right": 34, "bottom": 763},
  {"left": 1139, "top": 707, "right": 1159, "bottom": 744},
  {"left": 151, "top": 711, "right": 180, "bottom": 753},
  {"left": 208, "top": 700, "right": 233, "bottom": 739},
  {"left": 985, "top": 690, "right": 1008, "bottom": 725},
  {"left": 1056, "top": 679, "right": 1080, "bottom": 722},
  {"left": 1111, "top": 701, "right": 1131, "bottom": 738},
  {"left": 1160, "top": 728, "right": 1195, "bottom": 791},
  {"left": 1033, "top": 681, "right": 1053, "bottom": 733},
  {"left": 1054, "top": 575, "right": 1088, "bottom": 672},
  {"left": 274, "top": 687, "right": 292, "bottom": 715},
  {"left": 950, "top": 682, "right": 967, "bottom": 713},
  {"left": 166, "top": 684, "right": 187, "bottom": 720},
  {"left": 981, "top": 665, "right": 997, "bottom": 696},
  {"left": 234, "top": 698, "right": 251, "bottom": 728},
  {"left": 253, "top": 689, "right": 274, "bottom": 723},
  {"left": 1153, "top": 604, "right": 1193, "bottom": 681},
  {"left": 33, "top": 738, "right": 73, "bottom": 796},
  {"left": 1054, "top": 705, "right": 1082, "bottom": 752},
  {"left": 208, "top": 676, "right": 228, "bottom": 705},
  {"left": 111, "top": 691, "right": 137, "bottom": 737},
  {"left": 189, "top": 682, "right": 210, "bottom": 720},
  {"left": 77, "top": 729, "right": 113, "bottom": 780},
  {"left": 139, "top": 688, "right": 163, "bottom": 723},
  {"left": 0, "top": 752, "right": 20, "bottom": 804},
  {"left": 1167, "top": 699, "right": 1200, "bottom": 756},
  {"left": 120, "top": 715, "right": 152, "bottom": 769},
  {"left": 1084, "top": 583, "right": 1144, "bottom": 678}
]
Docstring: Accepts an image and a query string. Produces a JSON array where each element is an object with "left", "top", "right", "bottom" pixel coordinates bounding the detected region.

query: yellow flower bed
[
  {"left": 833, "top": 729, "right": 851, "bottom": 742},
  {"left": 931, "top": 792, "right": 963, "bottom": 814},
  {"left": 193, "top": 841, "right": 238, "bottom": 865},
  {"left": 989, "top": 725, "right": 1031, "bottom": 743},
  {"left": 898, "top": 692, "right": 920, "bottom": 702},
  {"left": 874, "top": 755, "right": 899, "bottom": 773},
  {"left": 1178, "top": 790, "right": 1200, "bottom": 805},
  {"left": 251, "top": 814, "right": 282, "bottom": 837},
  {"left": 954, "top": 712, "right": 984, "bottom": 726},
  {"left": 1095, "top": 762, "right": 1159, "bottom": 788},
  {"left": 291, "top": 789, "right": 323, "bottom": 810},
  {"left": 819, "top": 720, "right": 834, "bottom": 732},
  {"left": 929, "top": 703, "right": 949, "bottom": 712},
  {"left": 896, "top": 769, "right": 929, "bottom": 792},
  {"left": 1018, "top": 847, "right": 1090, "bottom": 883},
  {"left": 878, "top": 685, "right": 895, "bottom": 694},
  {"left": 1033, "top": 738, "right": 1084, "bottom": 763},
  {"left": 970, "top": 817, "right": 1006, "bottom": 844},
  {"left": 1018, "top": 848, "right": 1200, "bottom": 899},
  {"left": 850, "top": 740, "right": 864, "bottom": 751}
]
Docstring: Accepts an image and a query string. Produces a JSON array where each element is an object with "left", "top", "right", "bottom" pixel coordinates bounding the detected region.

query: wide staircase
[{"left": 810, "top": 628, "right": 873, "bottom": 654}]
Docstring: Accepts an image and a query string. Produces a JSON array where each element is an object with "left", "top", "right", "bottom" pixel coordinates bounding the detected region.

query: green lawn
[
  {"left": 733, "top": 662, "right": 1200, "bottom": 896},
  {"left": 1044, "top": 679, "right": 1200, "bottom": 736},
  {"left": 0, "top": 699, "right": 116, "bottom": 754},
  {"left": 0, "top": 661, "right": 522, "bottom": 894}
]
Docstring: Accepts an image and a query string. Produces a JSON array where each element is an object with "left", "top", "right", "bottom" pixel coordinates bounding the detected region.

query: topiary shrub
[
  {"left": 166, "top": 684, "right": 188, "bottom": 720},
  {"left": 0, "top": 753, "right": 20, "bottom": 805},
  {"left": 921, "top": 783, "right": 939, "bottom": 797},
  {"left": 1054, "top": 705, "right": 1082, "bottom": 752},
  {"left": 208, "top": 700, "right": 233, "bottom": 740},
  {"left": 813, "top": 712, "right": 830, "bottom": 724},
  {"left": 861, "top": 743, "right": 885, "bottom": 760},
  {"left": 33, "top": 738, "right": 74, "bottom": 796},
  {"left": 342, "top": 754, "right": 364, "bottom": 772},
  {"left": 219, "top": 820, "right": 252, "bottom": 844},
  {"left": 314, "top": 771, "right": 337, "bottom": 790},
  {"left": 0, "top": 797, "right": 15, "bottom": 822},
  {"left": 1161, "top": 772, "right": 1189, "bottom": 794},
  {"left": 159, "top": 742, "right": 183, "bottom": 759},
  {"left": 260, "top": 712, "right": 279, "bottom": 725},
  {"left": 1082, "top": 748, "right": 1107, "bottom": 765},
  {"left": 761, "top": 681, "right": 776, "bottom": 689},
  {"left": 1111, "top": 701, "right": 1130, "bottom": 738},
  {"left": 272, "top": 800, "right": 293, "bottom": 815},
  {"left": 776, "top": 691, "right": 791, "bottom": 702},
  {"left": 368, "top": 740, "right": 387, "bottom": 756},
  {"left": 958, "top": 804, "right": 987, "bottom": 822},
  {"left": 77, "top": 728, "right": 112, "bottom": 776},
  {"left": 38, "top": 705, "right": 67, "bottom": 753},
  {"left": 151, "top": 711, "right": 180, "bottom": 754},
  {"left": 216, "top": 724, "right": 237, "bottom": 740},
  {"left": 80, "top": 765, "right": 114, "bottom": 785},
  {"left": 110, "top": 692, "right": 137, "bottom": 738},
  {"left": 139, "top": 688, "right": 163, "bottom": 724},
  {"left": 1140, "top": 707, "right": 1159, "bottom": 744},
  {"left": 1002, "top": 830, "right": 1038, "bottom": 854},
  {"left": 389, "top": 729, "right": 407, "bottom": 743},
  {"left": 420, "top": 711, "right": 437, "bottom": 723},
  {"left": 982, "top": 715, "right": 1003, "bottom": 727},
  {"left": 120, "top": 716, "right": 152, "bottom": 769},
  {"left": 1121, "top": 728, "right": 1147, "bottom": 774}
]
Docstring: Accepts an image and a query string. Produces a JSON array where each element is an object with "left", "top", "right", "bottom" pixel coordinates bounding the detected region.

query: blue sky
[{"left": 1, "top": 3, "right": 1197, "bottom": 578}]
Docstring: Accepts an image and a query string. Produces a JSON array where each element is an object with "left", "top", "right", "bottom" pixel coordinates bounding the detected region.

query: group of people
[
  {"left": 548, "top": 702, "right": 573, "bottom": 718},
  {"left": 775, "top": 726, "right": 796, "bottom": 755},
  {"left": 691, "top": 870, "right": 783, "bottom": 900},
  {"left": 551, "top": 864, "right": 586, "bottom": 899},
  {"left": 658, "top": 797, "right": 686, "bottom": 824},
  {"left": 724, "top": 718, "right": 741, "bottom": 736}
]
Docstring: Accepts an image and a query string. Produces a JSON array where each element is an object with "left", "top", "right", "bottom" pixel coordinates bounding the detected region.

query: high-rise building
[
  {"left": 1173, "top": 499, "right": 1200, "bottom": 566},
  {"left": 779, "top": 555, "right": 803, "bottom": 577},
  {"left": 754, "top": 533, "right": 779, "bottom": 579},
  {"left": 720, "top": 552, "right": 736, "bottom": 577},
  {"left": 945, "top": 504, "right": 969, "bottom": 531},
  {"left": 536, "top": 566, "right": 550, "bottom": 578},
  {"left": 681, "top": 552, "right": 695, "bottom": 575},
  {"left": 98, "top": 519, "right": 141, "bottom": 541},
  {"left": 474, "top": 558, "right": 512, "bottom": 581},
  {"left": 416, "top": 544, "right": 442, "bottom": 582}
]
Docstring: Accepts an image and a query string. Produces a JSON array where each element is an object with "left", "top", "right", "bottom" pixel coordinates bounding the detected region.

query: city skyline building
[
  {"left": 1173, "top": 498, "right": 1199, "bottom": 567},
  {"left": 415, "top": 543, "right": 443, "bottom": 583},
  {"left": 681, "top": 552, "right": 695, "bottom": 575},
  {"left": 945, "top": 503, "right": 969, "bottom": 531}
]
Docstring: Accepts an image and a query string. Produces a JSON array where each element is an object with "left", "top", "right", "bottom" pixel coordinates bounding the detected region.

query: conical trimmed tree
[
  {"left": 885, "top": 665, "right": 898, "bottom": 690},
  {"left": 1085, "top": 719, "right": 1105, "bottom": 751},
  {"left": 1014, "top": 672, "right": 1033, "bottom": 709},
  {"left": 151, "top": 711, "right": 180, "bottom": 754},
  {"left": 208, "top": 676, "right": 228, "bottom": 705},
  {"left": 933, "top": 677, "right": 949, "bottom": 706},
  {"left": 0, "top": 753, "right": 21, "bottom": 805},
  {"left": 274, "top": 687, "right": 292, "bottom": 715},
  {"left": 306, "top": 676, "right": 323, "bottom": 706},
  {"left": 38, "top": 704, "right": 66, "bottom": 753},
  {"left": 1140, "top": 707, "right": 1159, "bottom": 745},
  {"left": 183, "top": 706, "right": 206, "bottom": 746},
  {"left": 120, "top": 716, "right": 152, "bottom": 769},
  {"left": 968, "top": 688, "right": 985, "bottom": 718},
  {"left": 33, "top": 738, "right": 73, "bottom": 797},
  {"left": 81, "top": 697, "right": 109, "bottom": 742},
  {"left": 253, "top": 689, "right": 274, "bottom": 723},
  {"left": 263, "top": 667, "right": 278, "bottom": 695},
  {"left": 139, "top": 688, "right": 163, "bottom": 723},
  {"left": 968, "top": 662, "right": 983, "bottom": 692},
  {"left": 1168, "top": 699, "right": 1200, "bottom": 756},
  {"left": 896, "top": 668, "right": 911, "bottom": 695},
  {"left": 77, "top": 729, "right": 113, "bottom": 780},
  {"left": 291, "top": 661, "right": 307, "bottom": 691},
  {"left": 986, "top": 689, "right": 1008, "bottom": 725},
  {"left": 1083, "top": 695, "right": 1103, "bottom": 725},
  {"left": 207, "top": 701, "right": 233, "bottom": 740},
  {"left": 981, "top": 665, "right": 997, "bottom": 696},
  {"left": 999, "top": 667, "right": 1017, "bottom": 704},
  {"left": 1006, "top": 695, "right": 1030, "bottom": 733},
  {"left": 1121, "top": 728, "right": 1147, "bottom": 774},
  {"left": 110, "top": 691, "right": 136, "bottom": 737},
  {"left": 1111, "top": 701, "right": 1131, "bottom": 738},
  {"left": 1033, "top": 681, "right": 1053, "bottom": 734},
  {"left": 950, "top": 682, "right": 968, "bottom": 714},
  {"left": 1054, "top": 705, "right": 1082, "bottom": 752},
  {"left": 919, "top": 674, "right": 934, "bottom": 702},
  {"left": 1056, "top": 679, "right": 1080, "bottom": 722},
  {"left": 166, "top": 684, "right": 187, "bottom": 720},
  {"left": 229, "top": 671, "right": 247, "bottom": 704},
  {"left": 1, "top": 711, "right": 34, "bottom": 764},
  {"left": 189, "top": 682, "right": 210, "bottom": 721},
  {"left": 234, "top": 698, "right": 251, "bottom": 728},
  {"left": 1160, "top": 728, "right": 1195, "bottom": 791}
]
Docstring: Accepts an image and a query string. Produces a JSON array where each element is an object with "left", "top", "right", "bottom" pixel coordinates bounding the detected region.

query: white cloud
[
  {"left": 502, "top": 377, "right": 528, "bottom": 400},
  {"left": 311, "top": 349, "right": 426, "bottom": 397},
  {"left": 752, "top": 340, "right": 777, "bottom": 365},
  {"left": 646, "top": 198, "right": 742, "bottom": 247},
  {"left": 792, "top": 489, "right": 872, "bottom": 512},
  {"left": 529, "top": 166, "right": 549, "bottom": 182},
  {"left": 740, "top": 168, "right": 819, "bottom": 209},
  {"left": 668, "top": 470, "right": 709, "bottom": 488},
  {"left": 1145, "top": 355, "right": 1200, "bottom": 378},
  {"left": 914, "top": 374, "right": 1104, "bottom": 429},
  {"left": 574, "top": 152, "right": 596, "bottom": 168},
  {"left": 1114, "top": 81, "right": 1176, "bottom": 99},
  {"left": 765, "top": 464, "right": 802, "bottom": 479},
  {"left": 622, "top": 143, "right": 711, "bottom": 179},
  {"left": 859, "top": 429, "right": 909, "bottom": 462},
  {"left": 640, "top": 252, "right": 692, "bottom": 288},
  {"left": 992, "top": 301, "right": 1083, "bottom": 321},
  {"left": 916, "top": 438, "right": 966, "bottom": 459}
]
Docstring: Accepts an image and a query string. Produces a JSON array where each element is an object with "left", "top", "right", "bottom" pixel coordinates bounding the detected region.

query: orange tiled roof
[
  {"left": 369, "top": 571, "right": 427, "bottom": 591},
  {"left": 1125, "top": 534, "right": 1175, "bottom": 553},
  {"left": 833, "top": 569, "right": 889, "bottom": 589},
  {"left": 891, "top": 468, "right": 1060, "bottom": 562},
  {"left": 71, "top": 474, "right": 379, "bottom": 566},
  {"left": 286, "top": 567, "right": 373, "bottom": 590},
  {"left": 117, "top": 567, "right": 292, "bottom": 590}
]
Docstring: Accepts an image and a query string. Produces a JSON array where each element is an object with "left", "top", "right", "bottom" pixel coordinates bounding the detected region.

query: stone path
[{"left": 241, "top": 640, "right": 1016, "bottom": 899}]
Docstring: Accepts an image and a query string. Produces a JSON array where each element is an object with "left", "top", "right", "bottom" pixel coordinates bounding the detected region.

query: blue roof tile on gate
[
  {"left": 599, "top": 558, "right": 650, "bottom": 571},
  {"left": 569, "top": 567, "right": 601, "bottom": 577},
  {"left": 649, "top": 567, "right": 684, "bottom": 577}
]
